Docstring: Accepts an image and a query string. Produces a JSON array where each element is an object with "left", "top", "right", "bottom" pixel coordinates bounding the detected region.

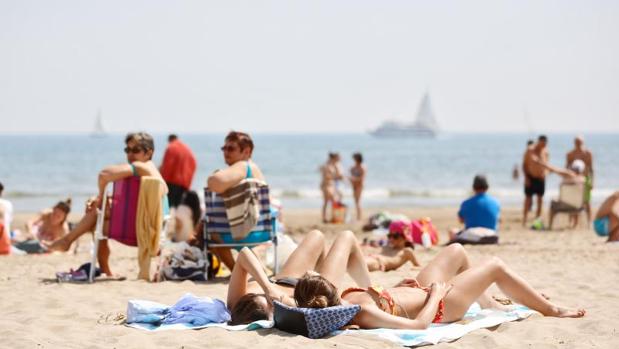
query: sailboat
[
  {"left": 370, "top": 92, "right": 439, "bottom": 138},
  {"left": 91, "top": 109, "right": 107, "bottom": 138}
]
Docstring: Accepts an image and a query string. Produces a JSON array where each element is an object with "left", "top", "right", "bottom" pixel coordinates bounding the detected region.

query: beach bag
[
  {"left": 332, "top": 201, "right": 347, "bottom": 224},
  {"left": 410, "top": 218, "right": 439, "bottom": 246}
]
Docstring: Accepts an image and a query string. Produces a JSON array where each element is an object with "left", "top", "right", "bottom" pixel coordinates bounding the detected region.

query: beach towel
[
  {"left": 125, "top": 293, "right": 273, "bottom": 332},
  {"left": 335, "top": 303, "right": 538, "bottom": 347},
  {"left": 136, "top": 176, "right": 164, "bottom": 280},
  {"left": 109, "top": 176, "right": 141, "bottom": 246},
  {"left": 220, "top": 179, "right": 269, "bottom": 240},
  {"left": 204, "top": 181, "right": 272, "bottom": 239}
]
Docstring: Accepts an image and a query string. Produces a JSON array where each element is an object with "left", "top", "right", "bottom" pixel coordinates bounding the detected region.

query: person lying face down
[
  {"left": 294, "top": 243, "right": 585, "bottom": 330},
  {"left": 227, "top": 230, "right": 372, "bottom": 325}
]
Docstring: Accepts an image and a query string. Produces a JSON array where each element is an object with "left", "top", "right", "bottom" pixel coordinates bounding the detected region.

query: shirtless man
[
  {"left": 566, "top": 136, "right": 594, "bottom": 224},
  {"left": 522, "top": 135, "right": 549, "bottom": 226},
  {"left": 594, "top": 192, "right": 619, "bottom": 242}
]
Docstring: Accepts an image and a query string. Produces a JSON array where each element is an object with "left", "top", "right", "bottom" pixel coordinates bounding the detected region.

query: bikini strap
[{"left": 245, "top": 161, "right": 253, "bottom": 179}]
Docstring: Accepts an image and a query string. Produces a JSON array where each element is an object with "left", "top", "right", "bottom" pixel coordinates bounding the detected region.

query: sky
[{"left": 1, "top": 0, "right": 618, "bottom": 134}]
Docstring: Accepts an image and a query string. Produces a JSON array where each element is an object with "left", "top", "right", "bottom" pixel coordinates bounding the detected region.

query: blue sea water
[{"left": 0, "top": 133, "right": 617, "bottom": 212}]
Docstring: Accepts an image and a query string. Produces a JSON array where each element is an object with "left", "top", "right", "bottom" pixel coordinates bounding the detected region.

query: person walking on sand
[
  {"left": 566, "top": 136, "right": 594, "bottom": 224},
  {"left": 349, "top": 152, "right": 366, "bottom": 221},
  {"left": 160, "top": 134, "right": 197, "bottom": 208},
  {"left": 522, "top": 135, "right": 549, "bottom": 226}
]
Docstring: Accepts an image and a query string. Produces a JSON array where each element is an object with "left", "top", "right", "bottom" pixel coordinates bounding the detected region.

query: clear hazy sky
[{"left": 1, "top": 0, "right": 617, "bottom": 134}]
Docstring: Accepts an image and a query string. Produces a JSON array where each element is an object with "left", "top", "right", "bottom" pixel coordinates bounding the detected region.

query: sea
[{"left": 0, "top": 133, "right": 617, "bottom": 212}]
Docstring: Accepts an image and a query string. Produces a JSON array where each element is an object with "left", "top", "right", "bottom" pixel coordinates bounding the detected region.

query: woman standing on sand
[
  {"left": 320, "top": 152, "right": 344, "bottom": 223},
  {"left": 349, "top": 152, "right": 366, "bottom": 221}
]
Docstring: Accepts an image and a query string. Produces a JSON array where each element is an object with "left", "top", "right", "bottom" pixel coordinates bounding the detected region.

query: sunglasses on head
[
  {"left": 124, "top": 146, "right": 143, "bottom": 154},
  {"left": 387, "top": 233, "right": 404, "bottom": 239},
  {"left": 220, "top": 145, "right": 239, "bottom": 152}
]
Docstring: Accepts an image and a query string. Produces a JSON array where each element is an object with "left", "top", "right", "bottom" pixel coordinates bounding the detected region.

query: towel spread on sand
[
  {"left": 334, "top": 303, "right": 538, "bottom": 347},
  {"left": 126, "top": 293, "right": 232, "bottom": 329},
  {"left": 126, "top": 301, "right": 536, "bottom": 344},
  {"left": 136, "top": 176, "right": 164, "bottom": 280}
]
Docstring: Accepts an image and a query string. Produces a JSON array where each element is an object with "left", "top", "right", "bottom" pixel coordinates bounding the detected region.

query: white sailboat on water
[
  {"left": 91, "top": 109, "right": 107, "bottom": 138},
  {"left": 370, "top": 92, "right": 440, "bottom": 138}
]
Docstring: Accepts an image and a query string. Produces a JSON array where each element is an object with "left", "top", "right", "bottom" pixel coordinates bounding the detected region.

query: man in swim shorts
[
  {"left": 566, "top": 136, "right": 594, "bottom": 224},
  {"left": 522, "top": 135, "right": 549, "bottom": 226}
]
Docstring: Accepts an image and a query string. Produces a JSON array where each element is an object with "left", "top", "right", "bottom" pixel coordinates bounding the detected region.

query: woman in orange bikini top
[{"left": 341, "top": 285, "right": 444, "bottom": 323}]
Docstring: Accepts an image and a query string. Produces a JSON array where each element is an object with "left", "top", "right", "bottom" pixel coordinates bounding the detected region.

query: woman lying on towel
[
  {"left": 295, "top": 242, "right": 586, "bottom": 330},
  {"left": 12, "top": 198, "right": 71, "bottom": 254},
  {"left": 227, "top": 230, "right": 371, "bottom": 325},
  {"left": 44, "top": 132, "right": 167, "bottom": 278},
  {"left": 363, "top": 220, "right": 421, "bottom": 272}
]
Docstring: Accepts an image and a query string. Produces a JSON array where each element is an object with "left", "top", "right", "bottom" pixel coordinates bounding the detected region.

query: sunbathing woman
[
  {"left": 295, "top": 243, "right": 585, "bottom": 330},
  {"left": 44, "top": 132, "right": 167, "bottom": 278},
  {"left": 12, "top": 198, "right": 72, "bottom": 253},
  {"left": 363, "top": 220, "right": 420, "bottom": 272},
  {"left": 228, "top": 230, "right": 371, "bottom": 325}
]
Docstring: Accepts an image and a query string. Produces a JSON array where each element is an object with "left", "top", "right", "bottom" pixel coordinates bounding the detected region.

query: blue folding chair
[{"left": 203, "top": 186, "right": 278, "bottom": 280}]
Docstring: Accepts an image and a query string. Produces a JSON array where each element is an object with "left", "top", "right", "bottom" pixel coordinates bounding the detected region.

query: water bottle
[{"left": 421, "top": 231, "right": 432, "bottom": 248}]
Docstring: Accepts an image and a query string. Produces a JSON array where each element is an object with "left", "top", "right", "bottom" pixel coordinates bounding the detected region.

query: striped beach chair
[{"left": 203, "top": 181, "right": 278, "bottom": 280}]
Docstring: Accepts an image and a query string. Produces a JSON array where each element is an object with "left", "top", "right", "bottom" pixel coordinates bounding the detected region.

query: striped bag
[{"left": 204, "top": 179, "right": 272, "bottom": 240}]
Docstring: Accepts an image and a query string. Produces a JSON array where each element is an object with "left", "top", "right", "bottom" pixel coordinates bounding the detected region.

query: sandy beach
[{"left": 1, "top": 206, "right": 617, "bottom": 349}]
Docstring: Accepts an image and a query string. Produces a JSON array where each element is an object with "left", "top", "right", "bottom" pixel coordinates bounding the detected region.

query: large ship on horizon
[{"left": 370, "top": 92, "right": 439, "bottom": 138}]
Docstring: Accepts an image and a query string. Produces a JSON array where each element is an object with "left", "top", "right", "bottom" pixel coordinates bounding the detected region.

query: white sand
[{"left": 1, "top": 207, "right": 617, "bottom": 348}]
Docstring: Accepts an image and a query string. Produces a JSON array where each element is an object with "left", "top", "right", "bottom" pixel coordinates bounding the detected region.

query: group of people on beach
[
  {"left": 0, "top": 129, "right": 607, "bottom": 334},
  {"left": 520, "top": 134, "right": 618, "bottom": 241},
  {"left": 319, "top": 151, "right": 366, "bottom": 223}
]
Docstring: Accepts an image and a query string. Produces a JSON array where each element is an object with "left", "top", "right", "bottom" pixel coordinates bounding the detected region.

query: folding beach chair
[
  {"left": 548, "top": 182, "right": 585, "bottom": 230},
  {"left": 89, "top": 176, "right": 170, "bottom": 282},
  {"left": 203, "top": 185, "right": 278, "bottom": 280}
]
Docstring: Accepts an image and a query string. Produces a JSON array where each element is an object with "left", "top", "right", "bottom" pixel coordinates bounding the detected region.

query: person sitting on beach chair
[
  {"left": 206, "top": 131, "right": 267, "bottom": 271},
  {"left": 447, "top": 175, "right": 500, "bottom": 245},
  {"left": 536, "top": 159, "right": 586, "bottom": 230},
  {"left": 12, "top": 199, "right": 71, "bottom": 254},
  {"left": 227, "top": 230, "right": 372, "bottom": 325},
  {"left": 593, "top": 191, "right": 619, "bottom": 242},
  {"left": 45, "top": 132, "right": 167, "bottom": 278}
]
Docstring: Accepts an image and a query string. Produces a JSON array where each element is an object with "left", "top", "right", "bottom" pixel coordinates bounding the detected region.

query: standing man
[
  {"left": 566, "top": 136, "right": 594, "bottom": 224},
  {"left": 522, "top": 135, "right": 549, "bottom": 226},
  {"left": 160, "top": 134, "right": 197, "bottom": 207}
]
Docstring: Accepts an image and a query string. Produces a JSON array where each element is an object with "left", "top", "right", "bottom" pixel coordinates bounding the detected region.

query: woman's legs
[
  {"left": 353, "top": 186, "right": 362, "bottom": 220},
  {"left": 318, "top": 230, "right": 371, "bottom": 289},
  {"left": 275, "top": 230, "right": 327, "bottom": 278},
  {"left": 321, "top": 187, "right": 335, "bottom": 223},
  {"left": 442, "top": 257, "right": 585, "bottom": 321},
  {"left": 414, "top": 243, "right": 498, "bottom": 309},
  {"left": 44, "top": 208, "right": 97, "bottom": 251}
]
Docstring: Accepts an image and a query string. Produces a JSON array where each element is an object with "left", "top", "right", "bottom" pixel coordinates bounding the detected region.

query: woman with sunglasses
[
  {"left": 45, "top": 132, "right": 167, "bottom": 278},
  {"left": 363, "top": 220, "right": 421, "bottom": 272},
  {"left": 207, "top": 131, "right": 266, "bottom": 271}
]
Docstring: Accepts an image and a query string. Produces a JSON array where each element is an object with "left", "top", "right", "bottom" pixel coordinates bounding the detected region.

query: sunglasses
[
  {"left": 124, "top": 146, "right": 144, "bottom": 154},
  {"left": 387, "top": 233, "right": 404, "bottom": 240},
  {"left": 220, "top": 145, "right": 239, "bottom": 152}
]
